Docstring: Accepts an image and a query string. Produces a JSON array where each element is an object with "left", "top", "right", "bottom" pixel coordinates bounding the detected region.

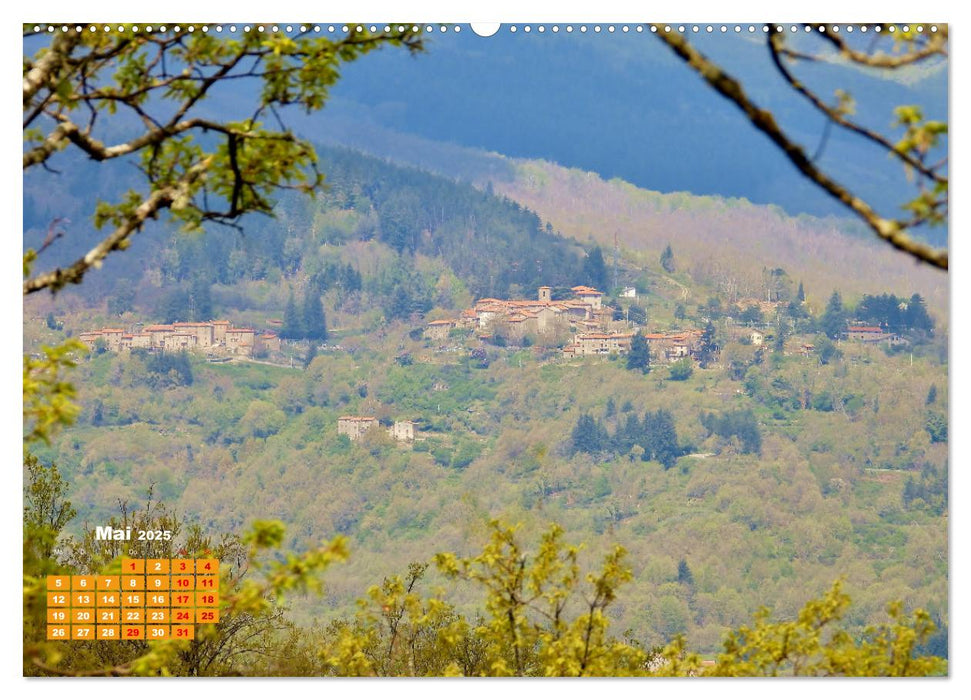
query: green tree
[
  {"left": 570, "top": 413, "right": 606, "bottom": 455},
  {"left": 434, "top": 522, "right": 648, "bottom": 676},
  {"left": 700, "top": 581, "right": 946, "bottom": 677},
  {"left": 797, "top": 280, "right": 805, "bottom": 302},
  {"left": 626, "top": 332, "right": 651, "bottom": 374},
  {"left": 668, "top": 358, "right": 693, "bottom": 381},
  {"left": 23, "top": 453, "right": 76, "bottom": 563},
  {"left": 282, "top": 290, "right": 302, "bottom": 340},
  {"left": 926, "top": 384, "right": 938, "bottom": 405},
  {"left": 698, "top": 320, "right": 718, "bottom": 368},
  {"left": 582, "top": 246, "right": 609, "bottom": 292},
  {"left": 820, "top": 291, "right": 847, "bottom": 340},
  {"left": 188, "top": 277, "right": 213, "bottom": 322},
  {"left": 643, "top": 409, "right": 681, "bottom": 468},
  {"left": 302, "top": 288, "right": 328, "bottom": 342},
  {"left": 660, "top": 244, "right": 675, "bottom": 273},
  {"left": 676, "top": 558, "right": 694, "bottom": 586}
]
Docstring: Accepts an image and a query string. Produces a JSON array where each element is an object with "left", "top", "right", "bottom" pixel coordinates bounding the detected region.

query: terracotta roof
[
  {"left": 427, "top": 319, "right": 456, "bottom": 326},
  {"left": 102, "top": 328, "right": 125, "bottom": 333},
  {"left": 339, "top": 416, "right": 378, "bottom": 422},
  {"left": 848, "top": 326, "right": 883, "bottom": 333},
  {"left": 212, "top": 320, "right": 230, "bottom": 325}
]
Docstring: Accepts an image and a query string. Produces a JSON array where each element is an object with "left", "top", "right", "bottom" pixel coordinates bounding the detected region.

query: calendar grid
[{"left": 46, "top": 558, "right": 220, "bottom": 641}]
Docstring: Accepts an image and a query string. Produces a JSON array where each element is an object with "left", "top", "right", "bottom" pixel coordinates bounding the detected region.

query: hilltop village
[
  {"left": 426, "top": 285, "right": 705, "bottom": 363},
  {"left": 78, "top": 320, "right": 281, "bottom": 358}
]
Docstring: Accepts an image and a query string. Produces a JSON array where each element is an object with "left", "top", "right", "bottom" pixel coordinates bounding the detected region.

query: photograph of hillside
[{"left": 22, "top": 22, "right": 948, "bottom": 678}]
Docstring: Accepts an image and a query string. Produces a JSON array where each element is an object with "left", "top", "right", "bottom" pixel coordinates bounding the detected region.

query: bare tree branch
[
  {"left": 768, "top": 32, "right": 946, "bottom": 185},
  {"left": 23, "top": 31, "right": 81, "bottom": 106},
  {"left": 653, "top": 28, "right": 947, "bottom": 270},
  {"left": 24, "top": 158, "right": 212, "bottom": 294},
  {"left": 810, "top": 24, "right": 948, "bottom": 68}
]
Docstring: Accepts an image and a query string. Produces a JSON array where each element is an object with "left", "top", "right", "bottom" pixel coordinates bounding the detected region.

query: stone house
[
  {"left": 425, "top": 319, "right": 458, "bottom": 341},
  {"left": 388, "top": 420, "right": 415, "bottom": 442},
  {"left": 173, "top": 322, "right": 214, "bottom": 348},
  {"left": 844, "top": 325, "right": 900, "bottom": 344},
  {"left": 337, "top": 416, "right": 379, "bottom": 441},
  {"left": 225, "top": 328, "right": 255, "bottom": 355},
  {"left": 255, "top": 332, "right": 281, "bottom": 354},
  {"left": 212, "top": 320, "right": 230, "bottom": 344},
  {"left": 101, "top": 328, "right": 125, "bottom": 352},
  {"left": 163, "top": 332, "right": 197, "bottom": 351},
  {"left": 567, "top": 331, "right": 635, "bottom": 356}
]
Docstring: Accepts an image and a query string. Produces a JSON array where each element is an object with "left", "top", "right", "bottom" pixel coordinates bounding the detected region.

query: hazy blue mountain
[{"left": 297, "top": 28, "right": 945, "bottom": 238}]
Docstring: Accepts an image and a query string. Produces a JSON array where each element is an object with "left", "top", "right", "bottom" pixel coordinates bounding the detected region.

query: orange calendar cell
[
  {"left": 97, "top": 626, "right": 120, "bottom": 640},
  {"left": 122, "top": 592, "right": 144, "bottom": 607},
  {"left": 147, "top": 625, "right": 170, "bottom": 640},
  {"left": 196, "top": 608, "right": 220, "bottom": 625},
  {"left": 171, "top": 558, "right": 194, "bottom": 574},
  {"left": 99, "top": 609, "right": 120, "bottom": 624},
  {"left": 72, "top": 625, "right": 95, "bottom": 640},
  {"left": 146, "top": 575, "right": 169, "bottom": 591},
  {"left": 47, "top": 625, "right": 70, "bottom": 640},
  {"left": 47, "top": 609, "right": 69, "bottom": 624},
  {"left": 147, "top": 592, "right": 170, "bottom": 607},
  {"left": 123, "top": 609, "right": 145, "bottom": 624},
  {"left": 147, "top": 559, "right": 170, "bottom": 574},
  {"left": 171, "top": 609, "right": 195, "bottom": 625},
  {"left": 72, "top": 591, "right": 95, "bottom": 607},
  {"left": 122, "top": 625, "right": 145, "bottom": 640},
  {"left": 97, "top": 591, "right": 119, "bottom": 607},
  {"left": 172, "top": 575, "right": 195, "bottom": 590},
  {"left": 47, "top": 592, "right": 70, "bottom": 607},
  {"left": 146, "top": 608, "right": 170, "bottom": 624},
  {"left": 196, "top": 558, "right": 219, "bottom": 575},
  {"left": 47, "top": 575, "right": 70, "bottom": 590},
  {"left": 171, "top": 592, "right": 194, "bottom": 607},
  {"left": 197, "top": 575, "right": 219, "bottom": 590},
  {"left": 195, "top": 591, "right": 219, "bottom": 607},
  {"left": 72, "top": 575, "right": 95, "bottom": 590},
  {"left": 72, "top": 608, "right": 95, "bottom": 624},
  {"left": 96, "top": 575, "right": 120, "bottom": 591},
  {"left": 122, "top": 558, "right": 145, "bottom": 574},
  {"left": 171, "top": 625, "right": 195, "bottom": 640},
  {"left": 122, "top": 575, "right": 145, "bottom": 590}
]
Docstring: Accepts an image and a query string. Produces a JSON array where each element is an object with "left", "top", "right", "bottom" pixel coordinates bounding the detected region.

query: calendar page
[{"left": 21, "top": 8, "right": 950, "bottom": 681}]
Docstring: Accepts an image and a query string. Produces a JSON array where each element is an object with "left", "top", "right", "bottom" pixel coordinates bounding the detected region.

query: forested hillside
[
  {"left": 26, "top": 299, "right": 948, "bottom": 656},
  {"left": 25, "top": 138, "right": 949, "bottom": 657}
]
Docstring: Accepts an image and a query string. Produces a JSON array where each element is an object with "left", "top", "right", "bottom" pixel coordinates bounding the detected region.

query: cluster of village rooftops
[
  {"left": 78, "top": 320, "right": 281, "bottom": 357},
  {"left": 80, "top": 286, "right": 902, "bottom": 363},
  {"left": 426, "top": 285, "right": 904, "bottom": 359},
  {"left": 425, "top": 285, "right": 706, "bottom": 361}
]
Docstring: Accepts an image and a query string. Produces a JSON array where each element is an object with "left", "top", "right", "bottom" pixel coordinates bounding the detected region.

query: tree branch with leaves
[
  {"left": 654, "top": 24, "right": 947, "bottom": 270},
  {"left": 22, "top": 24, "right": 424, "bottom": 294}
]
